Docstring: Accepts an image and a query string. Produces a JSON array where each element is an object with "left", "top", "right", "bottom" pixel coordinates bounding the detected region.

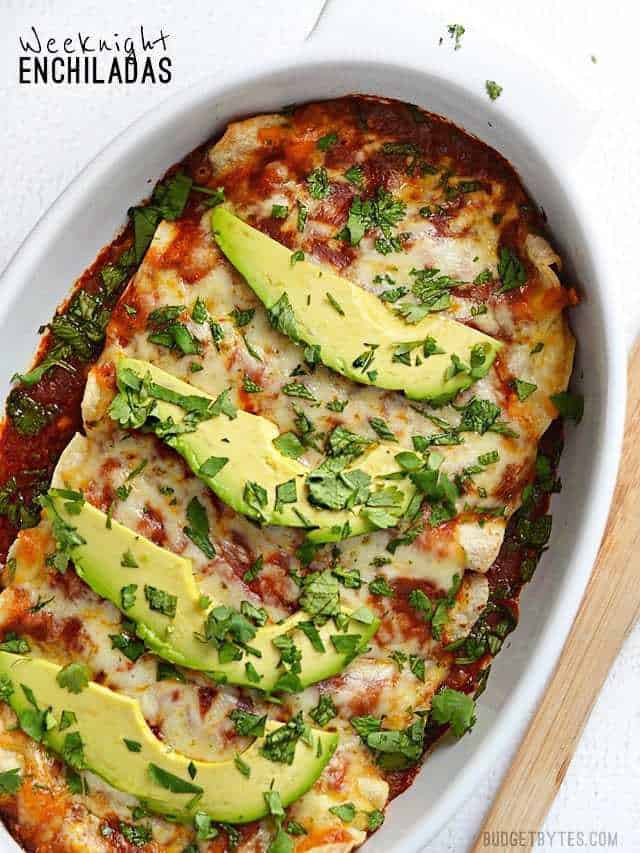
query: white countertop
[{"left": 1, "top": 1, "right": 639, "bottom": 850}]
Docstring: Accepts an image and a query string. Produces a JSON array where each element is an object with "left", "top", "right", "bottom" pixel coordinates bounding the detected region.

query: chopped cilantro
[
  {"left": 230, "top": 709, "right": 267, "bottom": 738},
  {"left": 344, "top": 189, "right": 406, "bottom": 248},
  {"left": 282, "top": 382, "right": 317, "bottom": 401},
  {"left": 199, "top": 456, "right": 229, "bottom": 478},
  {"left": 344, "top": 165, "right": 364, "bottom": 187},
  {"left": 332, "top": 565, "right": 362, "bottom": 589},
  {"left": 446, "top": 23, "right": 465, "bottom": 49},
  {"left": 148, "top": 763, "right": 203, "bottom": 794},
  {"left": 350, "top": 715, "right": 382, "bottom": 739},
  {"left": 0, "top": 633, "right": 31, "bottom": 654},
  {"left": 367, "top": 809, "right": 385, "bottom": 831},
  {"left": 317, "top": 132, "right": 338, "bottom": 151},
  {"left": 496, "top": 247, "right": 526, "bottom": 293},
  {"left": 297, "top": 202, "right": 308, "bottom": 232},
  {"left": 6, "top": 389, "right": 56, "bottom": 437},
  {"left": 244, "top": 481, "right": 268, "bottom": 519},
  {"left": 473, "top": 268, "right": 493, "bottom": 284},
  {"left": 326, "top": 398, "right": 347, "bottom": 413},
  {"left": 56, "top": 662, "right": 90, "bottom": 694},
  {"left": 368, "top": 417, "right": 397, "bottom": 442},
  {"left": 369, "top": 575, "right": 394, "bottom": 596},
  {"left": 326, "top": 292, "right": 345, "bottom": 315},
  {"left": 299, "top": 571, "right": 340, "bottom": 623},
  {"left": 244, "top": 554, "right": 264, "bottom": 584},
  {"left": 513, "top": 379, "right": 537, "bottom": 401},
  {"left": 119, "top": 821, "right": 152, "bottom": 847},
  {"left": 110, "top": 627, "right": 145, "bottom": 661},
  {"left": 430, "top": 687, "right": 476, "bottom": 736},
  {"left": 485, "top": 80, "right": 503, "bottom": 101},
  {"left": 230, "top": 306, "right": 255, "bottom": 327},
  {"left": 243, "top": 374, "right": 262, "bottom": 393},
  {"left": 307, "top": 167, "right": 330, "bottom": 200},
  {"left": 329, "top": 803, "right": 356, "bottom": 823},
  {"left": 274, "top": 479, "right": 297, "bottom": 514},
  {"left": 550, "top": 391, "right": 584, "bottom": 423},
  {"left": 379, "top": 286, "right": 408, "bottom": 303},
  {"left": 120, "top": 583, "right": 138, "bottom": 610},
  {"left": 120, "top": 548, "right": 138, "bottom": 568},
  {"left": 309, "top": 694, "right": 337, "bottom": 727},
  {"left": 260, "top": 713, "right": 307, "bottom": 765},
  {"left": 183, "top": 496, "right": 216, "bottom": 559},
  {"left": 144, "top": 585, "right": 177, "bottom": 618},
  {"left": 273, "top": 431, "right": 305, "bottom": 460},
  {"left": 63, "top": 730, "right": 86, "bottom": 770},
  {"left": 365, "top": 716, "right": 425, "bottom": 769},
  {"left": 0, "top": 768, "right": 22, "bottom": 794}
]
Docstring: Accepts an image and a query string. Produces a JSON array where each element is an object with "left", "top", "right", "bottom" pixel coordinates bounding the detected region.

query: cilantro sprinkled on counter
[
  {"left": 447, "top": 24, "right": 465, "bottom": 49},
  {"left": 485, "top": 80, "right": 503, "bottom": 101}
]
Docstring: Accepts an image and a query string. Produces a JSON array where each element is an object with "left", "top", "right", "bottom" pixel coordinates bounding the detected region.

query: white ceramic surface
[{"left": 0, "top": 4, "right": 627, "bottom": 851}]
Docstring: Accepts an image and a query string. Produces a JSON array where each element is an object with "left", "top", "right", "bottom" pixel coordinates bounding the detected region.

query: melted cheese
[{"left": 0, "top": 96, "right": 576, "bottom": 853}]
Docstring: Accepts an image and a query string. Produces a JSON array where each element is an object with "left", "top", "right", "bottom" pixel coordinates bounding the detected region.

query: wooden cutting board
[{"left": 472, "top": 341, "right": 640, "bottom": 853}]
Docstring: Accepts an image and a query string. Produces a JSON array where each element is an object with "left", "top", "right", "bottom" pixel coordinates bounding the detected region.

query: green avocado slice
[
  {"left": 0, "top": 651, "right": 337, "bottom": 823},
  {"left": 44, "top": 493, "right": 379, "bottom": 691},
  {"left": 110, "top": 357, "right": 416, "bottom": 544},
  {"left": 211, "top": 207, "right": 501, "bottom": 401}
]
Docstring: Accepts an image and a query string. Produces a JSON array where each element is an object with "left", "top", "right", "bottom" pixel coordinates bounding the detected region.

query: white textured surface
[{"left": 1, "top": 1, "right": 639, "bottom": 850}]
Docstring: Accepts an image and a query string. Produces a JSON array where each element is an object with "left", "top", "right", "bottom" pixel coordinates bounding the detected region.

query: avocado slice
[
  {"left": 44, "top": 493, "right": 379, "bottom": 690},
  {"left": 211, "top": 207, "right": 501, "bottom": 401},
  {"left": 0, "top": 651, "right": 337, "bottom": 822},
  {"left": 110, "top": 357, "right": 416, "bottom": 543}
]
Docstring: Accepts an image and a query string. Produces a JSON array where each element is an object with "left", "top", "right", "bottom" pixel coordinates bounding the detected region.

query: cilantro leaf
[
  {"left": 144, "top": 585, "right": 177, "bottom": 618},
  {"left": 148, "top": 763, "right": 203, "bottom": 794},
  {"left": 0, "top": 768, "right": 22, "bottom": 794},
  {"left": 230, "top": 709, "right": 267, "bottom": 738},
  {"left": 550, "top": 391, "right": 584, "bottom": 423},
  {"left": 514, "top": 379, "right": 537, "bottom": 401},
  {"left": 273, "top": 432, "right": 305, "bottom": 460},
  {"left": 183, "top": 496, "right": 216, "bottom": 558},
  {"left": 329, "top": 803, "right": 356, "bottom": 823},
  {"left": 309, "top": 694, "right": 337, "bottom": 727},
  {"left": 496, "top": 247, "right": 526, "bottom": 293},
  {"left": 430, "top": 687, "right": 476, "bottom": 736},
  {"left": 56, "top": 662, "right": 91, "bottom": 694},
  {"left": 260, "top": 713, "right": 307, "bottom": 765},
  {"left": 307, "top": 167, "right": 330, "bottom": 199},
  {"left": 485, "top": 80, "right": 503, "bottom": 101}
]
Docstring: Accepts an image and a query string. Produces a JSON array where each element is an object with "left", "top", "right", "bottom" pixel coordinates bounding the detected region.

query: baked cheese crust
[{"left": 0, "top": 96, "right": 575, "bottom": 852}]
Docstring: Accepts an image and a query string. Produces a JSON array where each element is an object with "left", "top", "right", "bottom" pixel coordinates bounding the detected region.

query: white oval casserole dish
[{"left": 0, "top": 7, "right": 626, "bottom": 851}]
